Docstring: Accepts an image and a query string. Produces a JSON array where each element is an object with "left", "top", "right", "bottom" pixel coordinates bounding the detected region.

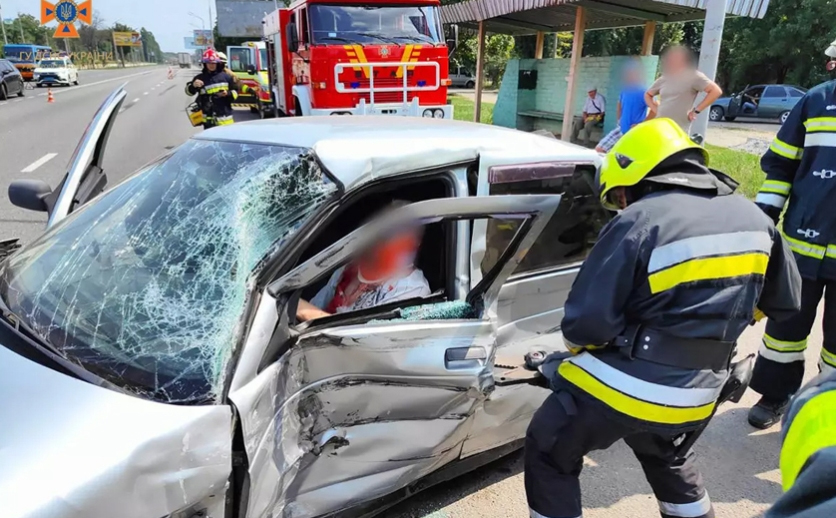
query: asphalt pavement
[
  {"left": 0, "top": 65, "right": 258, "bottom": 242},
  {"left": 0, "top": 68, "right": 818, "bottom": 518}
]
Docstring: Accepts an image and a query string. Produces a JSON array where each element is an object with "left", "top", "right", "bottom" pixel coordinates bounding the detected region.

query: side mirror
[
  {"left": 286, "top": 22, "right": 299, "bottom": 52},
  {"left": 9, "top": 179, "right": 52, "bottom": 212},
  {"left": 247, "top": 63, "right": 257, "bottom": 75},
  {"left": 446, "top": 24, "right": 459, "bottom": 57}
]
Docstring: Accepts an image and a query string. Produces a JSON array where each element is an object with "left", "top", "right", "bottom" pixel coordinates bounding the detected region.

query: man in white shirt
[{"left": 572, "top": 86, "right": 606, "bottom": 146}]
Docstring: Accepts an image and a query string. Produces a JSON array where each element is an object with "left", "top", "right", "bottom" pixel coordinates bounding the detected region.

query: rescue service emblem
[
  {"left": 41, "top": 0, "right": 92, "bottom": 38},
  {"left": 615, "top": 153, "right": 634, "bottom": 169},
  {"left": 379, "top": 46, "right": 391, "bottom": 57}
]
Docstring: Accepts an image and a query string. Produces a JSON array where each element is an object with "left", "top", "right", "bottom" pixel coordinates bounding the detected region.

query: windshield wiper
[
  {"left": 317, "top": 36, "right": 359, "bottom": 45},
  {"left": 355, "top": 32, "right": 400, "bottom": 45},
  {"left": 391, "top": 35, "right": 434, "bottom": 44}
]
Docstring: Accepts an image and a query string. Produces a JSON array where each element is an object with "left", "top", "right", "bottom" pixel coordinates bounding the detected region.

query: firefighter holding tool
[
  {"left": 746, "top": 39, "right": 836, "bottom": 430},
  {"left": 524, "top": 118, "right": 801, "bottom": 518},
  {"left": 185, "top": 48, "right": 240, "bottom": 129}
]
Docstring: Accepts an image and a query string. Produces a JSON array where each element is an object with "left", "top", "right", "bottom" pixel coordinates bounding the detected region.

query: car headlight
[
  {"left": 433, "top": 109, "right": 444, "bottom": 119},
  {"left": 422, "top": 109, "right": 433, "bottom": 118},
  {"left": 33, "top": 74, "right": 40, "bottom": 80}
]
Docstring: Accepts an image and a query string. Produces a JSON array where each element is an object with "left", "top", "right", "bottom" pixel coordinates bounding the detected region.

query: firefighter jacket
[
  {"left": 556, "top": 167, "right": 802, "bottom": 433},
  {"left": 767, "top": 372, "right": 836, "bottom": 518},
  {"left": 756, "top": 79, "right": 836, "bottom": 281},
  {"left": 185, "top": 67, "right": 240, "bottom": 126}
]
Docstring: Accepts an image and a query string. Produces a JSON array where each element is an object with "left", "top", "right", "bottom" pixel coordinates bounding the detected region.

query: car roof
[{"left": 194, "top": 117, "right": 599, "bottom": 191}]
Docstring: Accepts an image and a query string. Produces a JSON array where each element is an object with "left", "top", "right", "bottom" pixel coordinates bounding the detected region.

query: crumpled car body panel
[{"left": 0, "top": 347, "right": 232, "bottom": 518}]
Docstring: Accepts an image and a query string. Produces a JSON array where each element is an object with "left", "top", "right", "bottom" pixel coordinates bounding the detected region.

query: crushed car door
[
  {"left": 48, "top": 84, "right": 127, "bottom": 227},
  {"left": 227, "top": 195, "right": 559, "bottom": 518}
]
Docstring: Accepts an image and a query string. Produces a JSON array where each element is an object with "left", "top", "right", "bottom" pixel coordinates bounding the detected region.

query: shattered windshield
[{"left": 0, "top": 140, "right": 337, "bottom": 404}]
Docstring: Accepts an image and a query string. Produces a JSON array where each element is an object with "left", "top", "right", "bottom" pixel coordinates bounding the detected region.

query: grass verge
[{"left": 450, "top": 95, "right": 494, "bottom": 124}]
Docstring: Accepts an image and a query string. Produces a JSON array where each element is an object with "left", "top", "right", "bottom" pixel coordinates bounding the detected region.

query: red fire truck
[{"left": 262, "top": 0, "right": 455, "bottom": 118}]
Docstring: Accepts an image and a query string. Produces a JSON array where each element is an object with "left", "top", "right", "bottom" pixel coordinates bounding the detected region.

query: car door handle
[{"left": 445, "top": 346, "right": 487, "bottom": 369}]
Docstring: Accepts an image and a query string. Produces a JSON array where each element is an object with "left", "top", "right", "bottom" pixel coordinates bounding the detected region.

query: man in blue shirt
[{"left": 596, "top": 62, "right": 650, "bottom": 153}]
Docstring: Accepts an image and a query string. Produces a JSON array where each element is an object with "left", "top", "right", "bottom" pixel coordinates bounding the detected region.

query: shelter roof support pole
[
  {"left": 474, "top": 20, "right": 486, "bottom": 123},
  {"left": 561, "top": 6, "right": 586, "bottom": 142},
  {"left": 692, "top": 0, "right": 727, "bottom": 138},
  {"left": 642, "top": 21, "right": 656, "bottom": 56},
  {"left": 535, "top": 31, "right": 545, "bottom": 59}
]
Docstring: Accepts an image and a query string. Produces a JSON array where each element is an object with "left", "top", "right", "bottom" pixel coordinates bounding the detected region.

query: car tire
[
  {"left": 724, "top": 116, "right": 737, "bottom": 122},
  {"left": 709, "top": 106, "right": 724, "bottom": 122},
  {"left": 780, "top": 111, "right": 790, "bottom": 125},
  {"left": 17, "top": 85, "right": 24, "bottom": 97},
  {"left": 0, "top": 84, "right": 7, "bottom": 100},
  {"left": 465, "top": 80, "right": 475, "bottom": 89}
]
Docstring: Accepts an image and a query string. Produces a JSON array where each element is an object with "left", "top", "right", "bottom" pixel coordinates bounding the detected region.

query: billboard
[
  {"left": 193, "top": 29, "right": 214, "bottom": 48},
  {"left": 184, "top": 37, "right": 204, "bottom": 50},
  {"left": 217, "top": 0, "right": 273, "bottom": 37},
  {"left": 113, "top": 31, "right": 143, "bottom": 47}
]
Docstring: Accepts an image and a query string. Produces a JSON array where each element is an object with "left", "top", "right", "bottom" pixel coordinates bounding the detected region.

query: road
[
  {"left": 0, "top": 67, "right": 815, "bottom": 518},
  {"left": 0, "top": 65, "right": 258, "bottom": 242}
]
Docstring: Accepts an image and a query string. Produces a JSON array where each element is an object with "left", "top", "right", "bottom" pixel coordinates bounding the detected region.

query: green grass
[
  {"left": 705, "top": 144, "right": 764, "bottom": 200},
  {"left": 450, "top": 95, "right": 494, "bottom": 124},
  {"left": 446, "top": 97, "right": 764, "bottom": 199}
]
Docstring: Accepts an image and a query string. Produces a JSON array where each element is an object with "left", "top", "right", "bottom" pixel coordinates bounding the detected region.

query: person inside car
[{"left": 296, "top": 201, "right": 432, "bottom": 321}]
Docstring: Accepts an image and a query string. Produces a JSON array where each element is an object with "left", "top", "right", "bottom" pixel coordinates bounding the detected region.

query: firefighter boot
[{"left": 748, "top": 396, "right": 790, "bottom": 429}]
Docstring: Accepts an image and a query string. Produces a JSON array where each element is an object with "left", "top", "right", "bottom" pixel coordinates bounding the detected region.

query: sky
[{"left": 1, "top": 0, "right": 217, "bottom": 52}]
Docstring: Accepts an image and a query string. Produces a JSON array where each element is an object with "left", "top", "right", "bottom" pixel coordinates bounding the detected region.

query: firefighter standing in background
[
  {"left": 747, "top": 38, "right": 836, "bottom": 429},
  {"left": 185, "top": 48, "right": 240, "bottom": 129},
  {"left": 524, "top": 118, "right": 801, "bottom": 518}
]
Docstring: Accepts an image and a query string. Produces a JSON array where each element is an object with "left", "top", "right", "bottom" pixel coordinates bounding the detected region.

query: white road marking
[
  {"left": 48, "top": 70, "right": 153, "bottom": 97},
  {"left": 143, "top": 92, "right": 149, "bottom": 96},
  {"left": 21, "top": 153, "right": 58, "bottom": 173},
  {"left": 0, "top": 102, "right": 6, "bottom": 106},
  {"left": 132, "top": 98, "right": 140, "bottom": 103}
]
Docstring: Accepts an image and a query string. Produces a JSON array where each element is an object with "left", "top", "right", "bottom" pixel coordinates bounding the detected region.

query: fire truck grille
[{"left": 360, "top": 92, "right": 416, "bottom": 103}]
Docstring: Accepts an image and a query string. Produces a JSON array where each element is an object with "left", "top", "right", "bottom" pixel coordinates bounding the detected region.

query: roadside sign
[
  {"left": 113, "top": 31, "right": 142, "bottom": 47},
  {"left": 193, "top": 29, "right": 213, "bottom": 48}
]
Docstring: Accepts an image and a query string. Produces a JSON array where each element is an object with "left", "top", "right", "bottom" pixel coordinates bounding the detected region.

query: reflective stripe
[
  {"left": 805, "top": 132, "right": 836, "bottom": 148},
  {"left": 804, "top": 117, "right": 836, "bottom": 132},
  {"left": 760, "top": 179, "right": 792, "bottom": 195},
  {"left": 755, "top": 192, "right": 787, "bottom": 208},
  {"left": 559, "top": 353, "right": 719, "bottom": 425},
  {"left": 780, "top": 390, "right": 836, "bottom": 490},
  {"left": 648, "top": 253, "right": 769, "bottom": 294},
  {"left": 781, "top": 231, "right": 826, "bottom": 259},
  {"left": 530, "top": 509, "right": 579, "bottom": 518},
  {"left": 770, "top": 138, "right": 802, "bottom": 160},
  {"left": 828, "top": 245, "right": 836, "bottom": 259},
  {"left": 763, "top": 333, "right": 808, "bottom": 353},
  {"left": 820, "top": 348, "right": 836, "bottom": 369},
  {"left": 658, "top": 493, "right": 712, "bottom": 518},
  {"left": 204, "top": 82, "right": 229, "bottom": 94},
  {"left": 648, "top": 231, "right": 772, "bottom": 274},
  {"left": 758, "top": 342, "right": 806, "bottom": 363}
]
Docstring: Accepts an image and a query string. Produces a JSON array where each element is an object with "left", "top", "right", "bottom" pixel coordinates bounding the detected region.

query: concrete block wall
[{"left": 493, "top": 55, "right": 660, "bottom": 136}]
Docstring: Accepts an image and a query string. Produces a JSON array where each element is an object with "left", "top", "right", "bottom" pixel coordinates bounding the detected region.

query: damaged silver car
[{"left": 0, "top": 86, "right": 607, "bottom": 518}]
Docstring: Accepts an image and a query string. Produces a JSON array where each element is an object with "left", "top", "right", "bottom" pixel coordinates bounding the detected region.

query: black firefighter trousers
[
  {"left": 751, "top": 277, "right": 836, "bottom": 402},
  {"left": 525, "top": 389, "right": 714, "bottom": 518}
]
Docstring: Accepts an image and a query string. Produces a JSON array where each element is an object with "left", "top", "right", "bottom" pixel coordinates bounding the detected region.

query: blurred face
[
  {"left": 663, "top": 48, "right": 690, "bottom": 74},
  {"left": 588, "top": 89, "right": 597, "bottom": 98},
  {"left": 357, "top": 228, "right": 422, "bottom": 283},
  {"left": 206, "top": 62, "right": 218, "bottom": 72},
  {"left": 623, "top": 67, "right": 642, "bottom": 85}
]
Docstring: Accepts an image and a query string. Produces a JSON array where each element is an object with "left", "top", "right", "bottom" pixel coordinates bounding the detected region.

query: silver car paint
[
  {"left": 0, "top": 347, "right": 232, "bottom": 518},
  {"left": 228, "top": 195, "right": 560, "bottom": 517}
]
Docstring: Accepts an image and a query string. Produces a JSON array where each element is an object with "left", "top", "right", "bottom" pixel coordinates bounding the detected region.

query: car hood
[
  {"left": 0, "top": 346, "right": 233, "bottom": 518},
  {"left": 34, "top": 67, "right": 68, "bottom": 74}
]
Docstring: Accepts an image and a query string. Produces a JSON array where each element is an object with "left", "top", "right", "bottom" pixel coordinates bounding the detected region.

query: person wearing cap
[
  {"left": 745, "top": 38, "right": 836, "bottom": 430},
  {"left": 644, "top": 46, "right": 722, "bottom": 133},
  {"left": 524, "top": 117, "right": 801, "bottom": 518},
  {"left": 572, "top": 86, "right": 606, "bottom": 146},
  {"left": 596, "top": 61, "right": 651, "bottom": 153}
]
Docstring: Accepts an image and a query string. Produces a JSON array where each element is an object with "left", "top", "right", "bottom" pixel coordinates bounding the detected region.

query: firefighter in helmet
[
  {"left": 185, "top": 48, "right": 240, "bottom": 129},
  {"left": 746, "top": 36, "right": 836, "bottom": 430},
  {"left": 524, "top": 118, "right": 801, "bottom": 518}
]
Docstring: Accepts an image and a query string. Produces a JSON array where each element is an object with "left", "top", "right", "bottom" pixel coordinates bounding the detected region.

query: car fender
[{"left": 292, "top": 84, "right": 312, "bottom": 115}]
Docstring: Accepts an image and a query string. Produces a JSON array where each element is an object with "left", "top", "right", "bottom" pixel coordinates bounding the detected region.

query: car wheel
[
  {"left": 465, "top": 80, "right": 475, "bottom": 89},
  {"left": 17, "top": 85, "right": 24, "bottom": 97},
  {"left": 724, "top": 116, "right": 737, "bottom": 122},
  {"left": 780, "top": 111, "right": 790, "bottom": 125},
  {"left": 0, "top": 84, "right": 7, "bottom": 100},
  {"left": 709, "top": 106, "right": 724, "bottom": 122}
]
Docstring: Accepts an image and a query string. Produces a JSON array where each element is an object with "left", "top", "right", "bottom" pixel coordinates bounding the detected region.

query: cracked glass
[{"left": 0, "top": 140, "right": 337, "bottom": 404}]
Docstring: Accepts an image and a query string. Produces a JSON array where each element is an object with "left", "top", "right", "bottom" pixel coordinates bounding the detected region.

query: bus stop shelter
[{"left": 440, "top": 0, "right": 770, "bottom": 140}]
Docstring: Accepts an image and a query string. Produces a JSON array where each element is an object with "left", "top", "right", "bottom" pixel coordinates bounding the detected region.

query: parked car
[
  {"left": 0, "top": 59, "right": 25, "bottom": 100},
  {"left": 0, "top": 85, "right": 607, "bottom": 518},
  {"left": 33, "top": 56, "right": 79, "bottom": 87},
  {"left": 709, "top": 84, "right": 807, "bottom": 124},
  {"left": 450, "top": 65, "right": 476, "bottom": 88}
]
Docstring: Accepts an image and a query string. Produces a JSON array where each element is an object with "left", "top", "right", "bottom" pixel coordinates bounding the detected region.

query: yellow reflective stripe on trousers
[
  {"left": 648, "top": 253, "right": 769, "bottom": 294},
  {"left": 763, "top": 333, "right": 808, "bottom": 353},
  {"left": 781, "top": 231, "right": 826, "bottom": 259},
  {"left": 759, "top": 179, "right": 792, "bottom": 195},
  {"left": 770, "top": 138, "right": 802, "bottom": 160},
  {"left": 803, "top": 117, "right": 836, "bottom": 132},
  {"left": 821, "top": 348, "right": 836, "bottom": 368},
  {"left": 780, "top": 390, "right": 836, "bottom": 490},
  {"left": 558, "top": 354, "right": 718, "bottom": 425}
]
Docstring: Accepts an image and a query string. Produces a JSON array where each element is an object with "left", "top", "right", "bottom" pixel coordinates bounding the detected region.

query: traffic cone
[{"left": 47, "top": 88, "right": 55, "bottom": 103}]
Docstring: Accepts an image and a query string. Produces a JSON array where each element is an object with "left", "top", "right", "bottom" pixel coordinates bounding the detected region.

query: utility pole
[
  {"left": 693, "top": 0, "right": 728, "bottom": 139},
  {"left": 17, "top": 13, "right": 24, "bottom": 43},
  {"left": 0, "top": 3, "right": 8, "bottom": 45}
]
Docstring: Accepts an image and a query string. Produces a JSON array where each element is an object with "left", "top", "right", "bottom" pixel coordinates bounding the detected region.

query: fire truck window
[
  {"left": 309, "top": 5, "right": 443, "bottom": 45},
  {"left": 299, "top": 8, "right": 309, "bottom": 44}
]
